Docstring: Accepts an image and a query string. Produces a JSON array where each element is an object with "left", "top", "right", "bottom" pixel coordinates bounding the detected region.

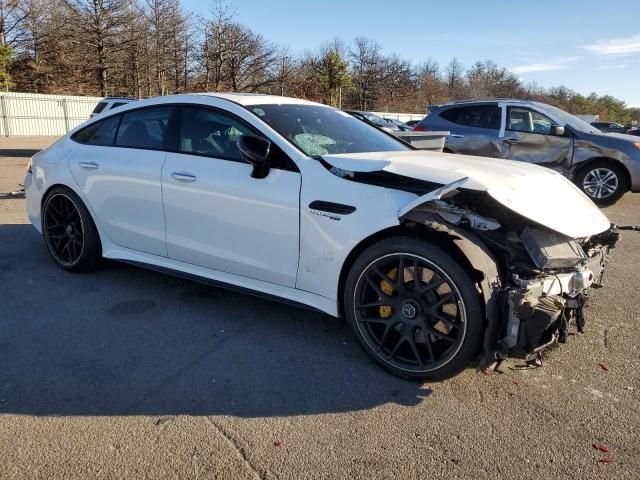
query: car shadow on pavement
[{"left": 0, "top": 223, "right": 433, "bottom": 418}]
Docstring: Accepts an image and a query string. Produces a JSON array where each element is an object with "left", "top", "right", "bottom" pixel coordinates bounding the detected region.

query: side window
[
  {"left": 92, "top": 102, "right": 108, "bottom": 114},
  {"left": 72, "top": 115, "right": 120, "bottom": 145},
  {"left": 507, "top": 107, "right": 555, "bottom": 135},
  {"left": 440, "top": 105, "right": 501, "bottom": 130},
  {"left": 178, "top": 107, "right": 256, "bottom": 161},
  {"left": 115, "top": 107, "right": 173, "bottom": 150},
  {"left": 110, "top": 102, "right": 127, "bottom": 110}
]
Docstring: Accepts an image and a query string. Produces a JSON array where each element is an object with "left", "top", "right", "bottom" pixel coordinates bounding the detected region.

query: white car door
[
  {"left": 68, "top": 106, "right": 175, "bottom": 256},
  {"left": 161, "top": 106, "right": 301, "bottom": 287}
]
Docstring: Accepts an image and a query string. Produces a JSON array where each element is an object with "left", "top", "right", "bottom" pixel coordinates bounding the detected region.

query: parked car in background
[
  {"left": 384, "top": 118, "right": 413, "bottom": 131},
  {"left": 415, "top": 99, "right": 640, "bottom": 204},
  {"left": 404, "top": 119, "right": 422, "bottom": 128},
  {"left": 591, "top": 121, "right": 629, "bottom": 134},
  {"left": 90, "top": 97, "right": 138, "bottom": 118},
  {"left": 24, "top": 93, "right": 618, "bottom": 380},
  {"left": 625, "top": 128, "right": 640, "bottom": 137},
  {"left": 345, "top": 110, "right": 400, "bottom": 133}
]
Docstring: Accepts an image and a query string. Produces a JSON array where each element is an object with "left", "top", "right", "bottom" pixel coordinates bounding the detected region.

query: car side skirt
[{"left": 102, "top": 246, "right": 337, "bottom": 316}]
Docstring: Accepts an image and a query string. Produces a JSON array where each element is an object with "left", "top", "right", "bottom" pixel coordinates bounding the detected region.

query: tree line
[{"left": 1, "top": 0, "right": 638, "bottom": 123}]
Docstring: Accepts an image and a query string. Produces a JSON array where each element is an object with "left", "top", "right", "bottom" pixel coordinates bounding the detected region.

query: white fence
[
  {"left": 0, "top": 92, "right": 102, "bottom": 137},
  {"left": 370, "top": 111, "right": 426, "bottom": 123}
]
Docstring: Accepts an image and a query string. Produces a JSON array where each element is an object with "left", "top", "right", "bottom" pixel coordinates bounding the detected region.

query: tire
[
  {"left": 41, "top": 186, "right": 101, "bottom": 272},
  {"left": 343, "top": 236, "right": 483, "bottom": 381},
  {"left": 575, "top": 160, "right": 628, "bottom": 205}
]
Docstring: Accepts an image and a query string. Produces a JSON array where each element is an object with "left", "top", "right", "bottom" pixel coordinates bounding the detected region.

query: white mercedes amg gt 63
[{"left": 25, "top": 93, "right": 619, "bottom": 380}]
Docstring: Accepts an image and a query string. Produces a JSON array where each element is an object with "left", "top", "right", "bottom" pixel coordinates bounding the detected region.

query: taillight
[{"left": 412, "top": 124, "right": 425, "bottom": 132}]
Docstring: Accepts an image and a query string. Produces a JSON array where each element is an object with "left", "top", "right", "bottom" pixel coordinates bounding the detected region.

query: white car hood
[{"left": 322, "top": 150, "right": 611, "bottom": 238}]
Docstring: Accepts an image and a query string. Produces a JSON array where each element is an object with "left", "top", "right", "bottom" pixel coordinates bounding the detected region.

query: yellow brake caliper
[{"left": 379, "top": 267, "right": 398, "bottom": 319}]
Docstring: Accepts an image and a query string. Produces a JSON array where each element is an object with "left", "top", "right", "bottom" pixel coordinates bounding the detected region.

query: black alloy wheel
[
  {"left": 42, "top": 187, "right": 101, "bottom": 272},
  {"left": 44, "top": 193, "right": 85, "bottom": 266},
  {"left": 354, "top": 253, "right": 466, "bottom": 373},
  {"left": 344, "top": 237, "right": 483, "bottom": 380}
]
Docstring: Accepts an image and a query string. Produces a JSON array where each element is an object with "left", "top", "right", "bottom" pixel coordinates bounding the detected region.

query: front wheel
[
  {"left": 576, "top": 161, "right": 628, "bottom": 205},
  {"left": 343, "top": 236, "right": 483, "bottom": 381}
]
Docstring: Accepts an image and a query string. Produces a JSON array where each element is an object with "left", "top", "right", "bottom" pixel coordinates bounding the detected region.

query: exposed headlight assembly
[{"left": 521, "top": 227, "right": 586, "bottom": 270}]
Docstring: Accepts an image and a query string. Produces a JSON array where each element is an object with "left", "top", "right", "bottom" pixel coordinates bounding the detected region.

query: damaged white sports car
[{"left": 25, "top": 93, "right": 619, "bottom": 380}]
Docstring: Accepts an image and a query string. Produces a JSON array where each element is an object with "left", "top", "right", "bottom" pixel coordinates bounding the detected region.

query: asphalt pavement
[{"left": 1, "top": 137, "right": 639, "bottom": 479}]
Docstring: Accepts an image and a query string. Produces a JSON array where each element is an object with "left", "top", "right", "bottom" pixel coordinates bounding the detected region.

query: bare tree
[
  {"left": 223, "top": 23, "right": 274, "bottom": 91},
  {"left": 0, "top": 0, "right": 31, "bottom": 46},
  {"left": 445, "top": 57, "right": 465, "bottom": 99},
  {"left": 62, "top": 0, "right": 131, "bottom": 95},
  {"left": 416, "top": 58, "right": 446, "bottom": 108},
  {"left": 349, "top": 36, "right": 385, "bottom": 110},
  {"left": 271, "top": 46, "right": 296, "bottom": 96},
  {"left": 144, "top": 0, "right": 187, "bottom": 95},
  {"left": 200, "top": 0, "right": 234, "bottom": 90}
]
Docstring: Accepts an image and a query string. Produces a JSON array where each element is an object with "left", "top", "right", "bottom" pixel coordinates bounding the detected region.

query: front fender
[{"left": 402, "top": 209, "right": 503, "bottom": 368}]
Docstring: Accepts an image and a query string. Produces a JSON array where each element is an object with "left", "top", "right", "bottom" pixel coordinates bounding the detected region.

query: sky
[{"left": 183, "top": 0, "right": 640, "bottom": 107}]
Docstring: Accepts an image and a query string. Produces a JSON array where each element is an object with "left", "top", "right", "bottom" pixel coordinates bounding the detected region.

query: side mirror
[
  {"left": 238, "top": 135, "right": 271, "bottom": 179},
  {"left": 550, "top": 125, "right": 565, "bottom": 136}
]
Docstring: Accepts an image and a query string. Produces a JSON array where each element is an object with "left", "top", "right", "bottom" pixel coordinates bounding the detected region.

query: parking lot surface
[{"left": 1, "top": 137, "right": 639, "bottom": 479}]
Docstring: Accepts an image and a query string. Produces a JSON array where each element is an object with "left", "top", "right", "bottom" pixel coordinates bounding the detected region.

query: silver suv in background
[
  {"left": 415, "top": 99, "right": 640, "bottom": 204},
  {"left": 90, "top": 97, "right": 138, "bottom": 118}
]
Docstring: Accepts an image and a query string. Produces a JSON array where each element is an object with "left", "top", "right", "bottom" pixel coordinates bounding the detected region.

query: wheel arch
[{"left": 41, "top": 183, "right": 103, "bottom": 254}]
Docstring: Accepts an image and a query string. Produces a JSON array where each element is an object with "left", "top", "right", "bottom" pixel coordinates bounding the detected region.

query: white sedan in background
[{"left": 25, "top": 93, "right": 618, "bottom": 380}]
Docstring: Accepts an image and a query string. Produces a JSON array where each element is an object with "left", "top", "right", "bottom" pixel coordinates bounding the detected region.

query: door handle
[
  {"left": 449, "top": 134, "right": 465, "bottom": 139},
  {"left": 79, "top": 161, "right": 98, "bottom": 170},
  {"left": 171, "top": 172, "right": 197, "bottom": 182},
  {"left": 504, "top": 138, "right": 519, "bottom": 145}
]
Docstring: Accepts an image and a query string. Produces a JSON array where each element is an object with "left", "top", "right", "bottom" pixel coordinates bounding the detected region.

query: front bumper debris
[{"left": 496, "top": 230, "right": 615, "bottom": 361}]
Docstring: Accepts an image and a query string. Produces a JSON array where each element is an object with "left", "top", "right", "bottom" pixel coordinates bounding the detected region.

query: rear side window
[
  {"left": 92, "top": 102, "right": 108, "bottom": 114},
  {"left": 72, "top": 115, "right": 120, "bottom": 145},
  {"left": 110, "top": 102, "right": 127, "bottom": 110},
  {"left": 115, "top": 107, "right": 173, "bottom": 150},
  {"left": 440, "top": 105, "right": 501, "bottom": 130}
]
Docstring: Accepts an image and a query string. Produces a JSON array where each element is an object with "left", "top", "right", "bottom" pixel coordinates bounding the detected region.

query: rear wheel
[
  {"left": 343, "top": 236, "right": 483, "bottom": 380},
  {"left": 42, "top": 187, "right": 101, "bottom": 272},
  {"left": 576, "top": 161, "right": 628, "bottom": 205}
]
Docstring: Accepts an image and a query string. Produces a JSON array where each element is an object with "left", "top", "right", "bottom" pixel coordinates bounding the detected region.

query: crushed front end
[
  {"left": 401, "top": 188, "right": 619, "bottom": 367},
  {"left": 494, "top": 226, "right": 618, "bottom": 361}
]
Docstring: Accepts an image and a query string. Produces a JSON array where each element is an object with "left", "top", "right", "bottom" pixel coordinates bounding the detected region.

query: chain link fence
[{"left": 0, "top": 92, "right": 103, "bottom": 137}]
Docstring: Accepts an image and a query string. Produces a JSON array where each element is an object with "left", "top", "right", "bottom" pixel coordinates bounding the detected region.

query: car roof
[
  {"left": 90, "top": 93, "right": 326, "bottom": 120},
  {"left": 102, "top": 97, "right": 138, "bottom": 101},
  {"left": 195, "top": 92, "right": 322, "bottom": 107},
  {"left": 441, "top": 98, "right": 542, "bottom": 107}
]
